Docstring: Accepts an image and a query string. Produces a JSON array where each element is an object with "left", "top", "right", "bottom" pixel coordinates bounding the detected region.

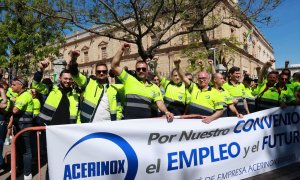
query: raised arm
[
  {"left": 258, "top": 60, "right": 274, "bottom": 84},
  {"left": 208, "top": 59, "right": 216, "bottom": 74},
  {"left": 32, "top": 60, "right": 50, "bottom": 95},
  {"left": 152, "top": 56, "right": 162, "bottom": 81},
  {"left": 174, "top": 59, "right": 191, "bottom": 87},
  {"left": 111, "top": 44, "right": 130, "bottom": 76},
  {"left": 0, "top": 87, "right": 7, "bottom": 110}
]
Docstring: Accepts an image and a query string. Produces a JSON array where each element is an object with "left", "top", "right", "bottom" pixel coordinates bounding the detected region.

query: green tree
[
  {"left": 0, "top": 0, "right": 67, "bottom": 78},
  {"left": 29, "top": 0, "right": 281, "bottom": 60}
]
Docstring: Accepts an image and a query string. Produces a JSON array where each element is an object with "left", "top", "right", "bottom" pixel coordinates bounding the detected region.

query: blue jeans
[
  {"left": 0, "top": 119, "right": 7, "bottom": 168},
  {"left": 15, "top": 123, "right": 33, "bottom": 176}
]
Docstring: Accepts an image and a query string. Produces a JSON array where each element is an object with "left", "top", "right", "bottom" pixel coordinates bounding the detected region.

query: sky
[{"left": 259, "top": 0, "right": 300, "bottom": 68}]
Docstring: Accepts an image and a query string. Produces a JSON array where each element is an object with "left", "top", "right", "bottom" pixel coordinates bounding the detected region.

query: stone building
[{"left": 56, "top": 1, "right": 274, "bottom": 79}]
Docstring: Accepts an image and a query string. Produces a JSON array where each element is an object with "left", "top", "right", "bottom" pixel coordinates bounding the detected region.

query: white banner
[{"left": 46, "top": 106, "right": 300, "bottom": 180}]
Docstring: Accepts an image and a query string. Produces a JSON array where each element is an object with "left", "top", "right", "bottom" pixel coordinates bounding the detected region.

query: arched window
[
  {"left": 98, "top": 41, "right": 108, "bottom": 60},
  {"left": 81, "top": 46, "right": 89, "bottom": 62}
]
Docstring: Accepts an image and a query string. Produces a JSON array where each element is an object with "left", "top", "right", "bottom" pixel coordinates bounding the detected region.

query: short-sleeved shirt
[
  {"left": 14, "top": 90, "right": 33, "bottom": 123},
  {"left": 188, "top": 83, "right": 223, "bottom": 116},
  {"left": 118, "top": 70, "right": 163, "bottom": 119},
  {"left": 222, "top": 82, "right": 245, "bottom": 99},
  {"left": 32, "top": 98, "right": 41, "bottom": 117},
  {"left": 212, "top": 87, "right": 233, "bottom": 117},
  {"left": 222, "top": 82, "right": 247, "bottom": 114},
  {"left": 160, "top": 77, "right": 190, "bottom": 115}
]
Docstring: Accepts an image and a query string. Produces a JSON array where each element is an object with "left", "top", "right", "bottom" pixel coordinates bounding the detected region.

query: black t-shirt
[{"left": 51, "top": 87, "right": 71, "bottom": 125}]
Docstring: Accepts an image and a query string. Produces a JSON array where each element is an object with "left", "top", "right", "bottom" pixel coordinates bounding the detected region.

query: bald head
[{"left": 212, "top": 73, "right": 225, "bottom": 88}]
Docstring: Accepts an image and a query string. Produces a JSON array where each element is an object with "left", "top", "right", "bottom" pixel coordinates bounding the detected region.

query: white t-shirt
[{"left": 93, "top": 89, "right": 111, "bottom": 122}]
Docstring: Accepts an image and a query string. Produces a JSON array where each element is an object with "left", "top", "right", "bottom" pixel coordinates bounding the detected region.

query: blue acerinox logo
[{"left": 63, "top": 132, "right": 138, "bottom": 180}]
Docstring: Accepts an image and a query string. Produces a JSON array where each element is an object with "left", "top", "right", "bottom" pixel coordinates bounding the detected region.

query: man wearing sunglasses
[
  {"left": 69, "top": 52, "right": 123, "bottom": 122},
  {"left": 111, "top": 44, "right": 174, "bottom": 122}
]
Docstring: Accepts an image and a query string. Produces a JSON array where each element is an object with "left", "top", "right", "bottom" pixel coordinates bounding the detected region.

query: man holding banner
[{"left": 174, "top": 59, "right": 224, "bottom": 124}]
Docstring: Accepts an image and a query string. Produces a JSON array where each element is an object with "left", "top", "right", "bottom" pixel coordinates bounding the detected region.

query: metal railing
[{"left": 10, "top": 126, "right": 46, "bottom": 180}]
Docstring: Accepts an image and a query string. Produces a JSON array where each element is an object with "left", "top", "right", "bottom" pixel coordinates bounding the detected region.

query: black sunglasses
[
  {"left": 96, "top": 70, "right": 108, "bottom": 74},
  {"left": 12, "top": 78, "right": 26, "bottom": 85},
  {"left": 136, "top": 67, "right": 147, "bottom": 72}
]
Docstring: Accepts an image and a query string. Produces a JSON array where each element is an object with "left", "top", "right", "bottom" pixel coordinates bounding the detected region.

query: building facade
[{"left": 57, "top": 1, "right": 274, "bottom": 79}]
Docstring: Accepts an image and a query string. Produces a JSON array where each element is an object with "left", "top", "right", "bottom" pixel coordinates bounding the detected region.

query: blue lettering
[
  {"left": 81, "top": 163, "right": 87, "bottom": 178},
  {"left": 72, "top": 164, "right": 80, "bottom": 179},
  {"left": 101, "top": 161, "right": 109, "bottom": 175},
  {"left": 292, "top": 112, "right": 300, "bottom": 124},
  {"left": 118, "top": 160, "right": 125, "bottom": 173},
  {"left": 243, "top": 119, "right": 254, "bottom": 132},
  {"left": 199, "top": 147, "right": 209, "bottom": 165},
  {"left": 110, "top": 161, "right": 117, "bottom": 174},
  {"left": 179, "top": 149, "right": 197, "bottom": 169},
  {"left": 167, "top": 152, "right": 178, "bottom": 171},
  {"left": 228, "top": 142, "right": 240, "bottom": 158},
  {"left": 234, "top": 120, "right": 245, "bottom": 133},
  {"left": 64, "top": 165, "right": 72, "bottom": 180},
  {"left": 88, "top": 162, "right": 96, "bottom": 177},
  {"left": 219, "top": 144, "right": 228, "bottom": 160},
  {"left": 210, "top": 146, "right": 220, "bottom": 162},
  {"left": 96, "top": 162, "right": 100, "bottom": 176}
]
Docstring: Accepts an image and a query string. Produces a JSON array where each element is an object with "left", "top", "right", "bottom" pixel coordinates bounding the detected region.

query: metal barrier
[{"left": 10, "top": 126, "right": 46, "bottom": 180}]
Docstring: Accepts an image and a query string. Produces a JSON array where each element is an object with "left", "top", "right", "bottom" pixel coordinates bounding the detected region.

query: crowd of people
[{"left": 0, "top": 44, "right": 300, "bottom": 179}]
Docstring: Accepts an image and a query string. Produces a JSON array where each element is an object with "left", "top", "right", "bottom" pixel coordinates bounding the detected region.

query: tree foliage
[
  {"left": 29, "top": 0, "right": 281, "bottom": 60},
  {"left": 0, "top": 0, "right": 67, "bottom": 76}
]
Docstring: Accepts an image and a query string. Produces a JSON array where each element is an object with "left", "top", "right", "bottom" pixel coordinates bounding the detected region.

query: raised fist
[
  {"left": 38, "top": 60, "right": 50, "bottom": 70},
  {"left": 71, "top": 51, "right": 80, "bottom": 59},
  {"left": 173, "top": 59, "right": 181, "bottom": 65},
  {"left": 122, "top": 43, "right": 130, "bottom": 51},
  {"left": 198, "top": 60, "right": 204, "bottom": 66},
  {"left": 266, "top": 60, "right": 274, "bottom": 67}
]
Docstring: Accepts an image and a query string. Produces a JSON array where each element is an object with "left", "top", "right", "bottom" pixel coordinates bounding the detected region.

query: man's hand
[
  {"left": 198, "top": 60, "right": 204, "bottom": 66},
  {"left": 237, "top": 113, "right": 243, "bottom": 118},
  {"left": 71, "top": 51, "right": 80, "bottom": 60},
  {"left": 173, "top": 59, "right": 181, "bottom": 66},
  {"left": 38, "top": 60, "right": 50, "bottom": 71},
  {"left": 121, "top": 43, "right": 130, "bottom": 51},
  {"left": 201, "top": 115, "right": 215, "bottom": 124},
  {"left": 208, "top": 59, "right": 213, "bottom": 66},
  {"left": 165, "top": 111, "right": 174, "bottom": 123},
  {"left": 266, "top": 60, "right": 275, "bottom": 67}
]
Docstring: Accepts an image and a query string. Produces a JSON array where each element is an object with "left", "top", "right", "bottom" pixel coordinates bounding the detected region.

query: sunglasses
[
  {"left": 136, "top": 67, "right": 147, "bottom": 72},
  {"left": 12, "top": 78, "right": 26, "bottom": 85},
  {"left": 96, "top": 70, "right": 108, "bottom": 74}
]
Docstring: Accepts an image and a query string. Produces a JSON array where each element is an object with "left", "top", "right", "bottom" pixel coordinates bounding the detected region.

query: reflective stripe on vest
[
  {"left": 124, "top": 94, "right": 152, "bottom": 119},
  {"left": 38, "top": 86, "right": 79, "bottom": 124},
  {"left": 256, "top": 98, "right": 279, "bottom": 110},
  {"left": 247, "top": 98, "right": 256, "bottom": 105},
  {"left": 80, "top": 79, "right": 104, "bottom": 123},
  {"left": 18, "top": 112, "right": 33, "bottom": 123},
  {"left": 38, "top": 103, "right": 56, "bottom": 122},
  {"left": 164, "top": 97, "right": 185, "bottom": 113},
  {"left": 189, "top": 102, "right": 215, "bottom": 116}
]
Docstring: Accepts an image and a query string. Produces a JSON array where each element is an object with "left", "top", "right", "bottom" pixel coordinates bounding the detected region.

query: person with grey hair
[{"left": 174, "top": 59, "right": 224, "bottom": 124}]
